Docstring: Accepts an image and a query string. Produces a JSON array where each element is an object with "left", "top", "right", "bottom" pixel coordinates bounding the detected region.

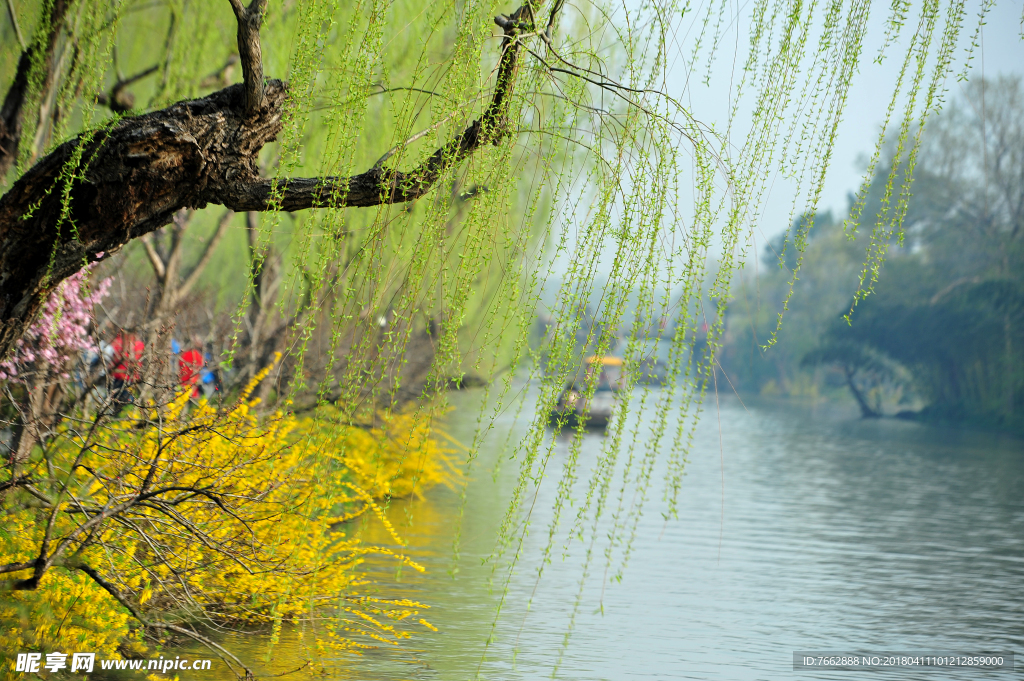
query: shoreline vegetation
[
  {"left": 2, "top": 1, "right": 523, "bottom": 670},
  {"left": 720, "top": 78, "right": 1024, "bottom": 438},
  {"left": 1, "top": 357, "right": 460, "bottom": 677}
]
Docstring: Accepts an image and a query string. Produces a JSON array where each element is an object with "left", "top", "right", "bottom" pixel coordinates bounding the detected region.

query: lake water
[{"left": 179, "top": 390, "right": 1024, "bottom": 679}]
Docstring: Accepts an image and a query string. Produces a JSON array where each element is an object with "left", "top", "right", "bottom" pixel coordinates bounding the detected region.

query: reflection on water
[{"left": 173, "top": 391, "right": 1024, "bottom": 680}]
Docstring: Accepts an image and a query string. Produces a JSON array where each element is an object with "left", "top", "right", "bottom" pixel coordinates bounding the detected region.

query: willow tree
[{"left": 0, "top": 0, "right": 996, "bottom": 674}]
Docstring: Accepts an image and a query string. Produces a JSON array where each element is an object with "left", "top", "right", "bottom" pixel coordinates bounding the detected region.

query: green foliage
[
  {"left": 1, "top": 0, "right": 997, "bottom": 673},
  {"left": 724, "top": 211, "right": 867, "bottom": 396},
  {"left": 726, "top": 77, "right": 1024, "bottom": 431}
]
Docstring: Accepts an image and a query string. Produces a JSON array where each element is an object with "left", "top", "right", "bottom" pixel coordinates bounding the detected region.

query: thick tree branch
[
  {"left": 0, "top": 5, "right": 533, "bottom": 359},
  {"left": 220, "top": 9, "right": 528, "bottom": 212},
  {"left": 0, "top": 560, "right": 35, "bottom": 574},
  {"left": 0, "top": 80, "right": 287, "bottom": 357}
]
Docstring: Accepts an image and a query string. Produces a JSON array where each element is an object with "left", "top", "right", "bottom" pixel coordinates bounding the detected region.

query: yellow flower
[{"left": 1, "top": 370, "right": 455, "bottom": 673}]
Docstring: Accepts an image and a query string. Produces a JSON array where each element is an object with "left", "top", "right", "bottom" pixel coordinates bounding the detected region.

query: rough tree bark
[{"left": 0, "top": 0, "right": 529, "bottom": 359}]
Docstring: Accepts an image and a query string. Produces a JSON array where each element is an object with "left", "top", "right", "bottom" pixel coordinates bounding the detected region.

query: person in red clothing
[
  {"left": 109, "top": 333, "right": 144, "bottom": 411},
  {"left": 178, "top": 343, "right": 204, "bottom": 398}
]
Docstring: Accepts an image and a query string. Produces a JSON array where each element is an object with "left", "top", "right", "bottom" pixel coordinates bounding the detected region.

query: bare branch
[
  {"left": 200, "top": 54, "right": 241, "bottom": 90},
  {"left": 930, "top": 275, "right": 983, "bottom": 304},
  {"left": 141, "top": 234, "right": 167, "bottom": 281},
  {"left": 4, "top": 0, "right": 25, "bottom": 50},
  {"left": 75, "top": 563, "right": 254, "bottom": 679},
  {"left": 179, "top": 210, "right": 233, "bottom": 299},
  {"left": 547, "top": 0, "right": 566, "bottom": 32},
  {"left": 228, "top": 0, "right": 268, "bottom": 116},
  {"left": 372, "top": 94, "right": 490, "bottom": 169},
  {"left": 0, "top": 472, "right": 32, "bottom": 497},
  {"left": 0, "top": 560, "right": 36, "bottom": 575},
  {"left": 96, "top": 64, "right": 160, "bottom": 113}
]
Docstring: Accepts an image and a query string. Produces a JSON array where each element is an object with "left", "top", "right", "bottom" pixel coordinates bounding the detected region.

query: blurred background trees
[{"left": 723, "top": 76, "right": 1024, "bottom": 432}]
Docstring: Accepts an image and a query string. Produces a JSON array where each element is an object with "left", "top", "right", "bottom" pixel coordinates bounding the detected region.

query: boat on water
[{"left": 551, "top": 356, "right": 625, "bottom": 428}]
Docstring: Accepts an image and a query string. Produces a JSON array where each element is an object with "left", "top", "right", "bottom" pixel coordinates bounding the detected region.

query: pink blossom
[{"left": 0, "top": 268, "right": 112, "bottom": 381}]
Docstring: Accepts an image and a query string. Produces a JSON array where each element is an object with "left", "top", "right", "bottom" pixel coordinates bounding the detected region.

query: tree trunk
[
  {"left": 0, "top": 81, "right": 288, "bottom": 360},
  {"left": 1005, "top": 311, "right": 1014, "bottom": 418},
  {"left": 844, "top": 364, "right": 880, "bottom": 418},
  {"left": 13, "top": 381, "right": 45, "bottom": 464}
]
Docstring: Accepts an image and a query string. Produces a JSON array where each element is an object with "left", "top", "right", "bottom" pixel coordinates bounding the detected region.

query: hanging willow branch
[
  {"left": 0, "top": 1, "right": 533, "bottom": 359},
  {"left": 0, "top": 0, "right": 73, "bottom": 179}
]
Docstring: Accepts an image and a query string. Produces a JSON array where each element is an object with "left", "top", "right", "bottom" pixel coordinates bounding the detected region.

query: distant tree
[
  {"left": 831, "top": 274, "right": 1024, "bottom": 425},
  {"left": 802, "top": 341, "right": 884, "bottom": 418},
  {"left": 807, "top": 78, "right": 1024, "bottom": 427},
  {"left": 762, "top": 211, "right": 834, "bottom": 273},
  {"left": 0, "top": 266, "right": 110, "bottom": 381},
  {"left": 723, "top": 211, "right": 866, "bottom": 395}
]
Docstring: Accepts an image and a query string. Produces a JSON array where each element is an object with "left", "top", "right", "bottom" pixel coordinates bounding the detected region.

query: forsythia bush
[
  {"left": 0, "top": 533, "right": 146, "bottom": 663},
  {"left": 1, "top": 363, "right": 455, "bottom": 675},
  {"left": 299, "top": 408, "right": 461, "bottom": 501}
]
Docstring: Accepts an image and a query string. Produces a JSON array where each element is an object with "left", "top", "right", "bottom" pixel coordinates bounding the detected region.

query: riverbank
[{"left": 893, "top": 403, "right": 1024, "bottom": 438}]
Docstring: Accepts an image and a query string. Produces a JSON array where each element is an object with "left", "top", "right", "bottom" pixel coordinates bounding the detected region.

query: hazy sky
[
  {"left": 666, "top": 0, "right": 1023, "bottom": 240},
  {"left": 795, "top": 1, "right": 1022, "bottom": 219},
  {"left": 545, "top": 0, "right": 1022, "bottom": 288}
]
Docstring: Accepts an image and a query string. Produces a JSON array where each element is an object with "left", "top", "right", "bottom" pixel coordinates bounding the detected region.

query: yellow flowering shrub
[
  {"left": 0, "top": 532, "right": 146, "bottom": 664},
  {"left": 299, "top": 408, "right": 461, "bottom": 502},
  {"left": 1, "top": 363, "right": 455, "bottom": 677}
]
